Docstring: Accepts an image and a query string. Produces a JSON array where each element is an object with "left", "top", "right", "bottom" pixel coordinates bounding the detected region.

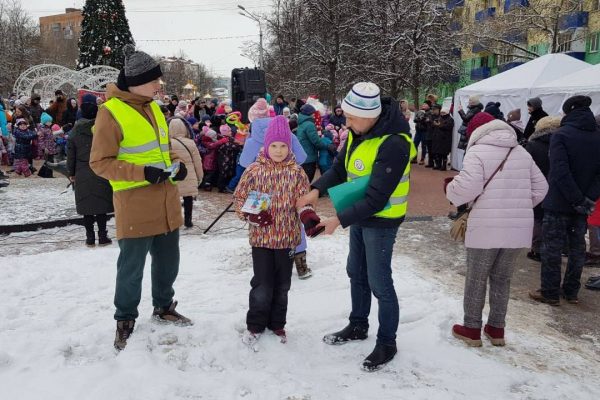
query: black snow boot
[
  {"left": 85, "top": 230, "right": 95, "bottom": 247},
  {"left": 361, "top": 343, "right": 397, "bottom": 372},
  {"left": 323, "top": 323, "right": 368, "bottom": 345},
  {"left": 98, "top": 231, "right": 112, "bottom": 246},
  {"left": 114, "top": 320, "right": 135, "bottom": 351}
]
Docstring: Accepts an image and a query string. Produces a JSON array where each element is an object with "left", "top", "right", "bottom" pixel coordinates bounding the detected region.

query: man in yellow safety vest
[
  {"left": 90, "top": 45, "right": 191, "bottom": 351},
  {"left": 297, "top": 82, "right": 415, "bottom": 372}
]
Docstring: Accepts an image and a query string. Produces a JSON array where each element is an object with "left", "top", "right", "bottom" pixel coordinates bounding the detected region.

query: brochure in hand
[
  {"left": 241, "top": 191, "right": 272, "bottom": 215},
  {"left": 327, "top": 175, "right": 391, "bottom": 214}
]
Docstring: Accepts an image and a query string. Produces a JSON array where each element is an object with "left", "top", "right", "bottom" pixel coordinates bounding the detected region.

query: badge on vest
[
  {"left": 354, "top": 159, "right": 365, "bottom": 171},
  {"left": 159, "top": 127, "right": 167, "bottom": 138}
]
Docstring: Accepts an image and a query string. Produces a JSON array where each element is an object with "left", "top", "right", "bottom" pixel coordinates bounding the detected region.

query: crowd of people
[{"left": 2, "top": 43, "right": 600, "bottom": 374}]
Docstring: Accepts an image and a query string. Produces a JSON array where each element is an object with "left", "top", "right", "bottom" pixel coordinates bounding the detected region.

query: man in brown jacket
[{"left": 90, "top": 45, "right": 191, "bottom": 351}]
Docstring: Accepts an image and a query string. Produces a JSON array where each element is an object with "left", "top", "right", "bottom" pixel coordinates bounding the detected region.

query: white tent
[
  {"left": 451, "top": 54, "right": 590, "bottom": 170},
  {"left": 531, "top": 63, "right": 600, "bottom": 116}
]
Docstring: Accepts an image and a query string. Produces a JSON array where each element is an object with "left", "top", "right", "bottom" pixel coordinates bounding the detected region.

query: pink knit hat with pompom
[{"left": 248, "top": 98, "right": 269, "bottom": 122}]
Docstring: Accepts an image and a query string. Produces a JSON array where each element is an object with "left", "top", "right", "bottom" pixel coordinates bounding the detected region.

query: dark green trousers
[{"left": 114, "top": 229, "right": 180, "bottom": 321}]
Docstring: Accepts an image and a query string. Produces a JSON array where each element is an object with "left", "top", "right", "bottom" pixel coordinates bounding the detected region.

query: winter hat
[
  {"left": 300, "top": 103, "right": 316, "bottom": 116},
  {"left": 342, "top": 82, "right": 382, "bottom": 118},
  {"left": 466, "top": 112, "right": 495, "bottom": 136},
  {"left": 468, "top": 95, "right": 481, "bottom": 107},
  {"left": 527, "top": 97, "right": 542, "bottom": 110},
  {"left": 562, "top": 95, "right": 592, "bottom": 115},
  {"left": 282, "top": 107, "right": 291, "bottom": 115},
  {"left": 168, "top": 118, "right": 189, "bottom": 138},
  {"left": 534, "top": 116, "right": 562, "bottom": 135},
  {"left": 117, "top": 44, "right": 163, "bottom": 90},
  {"left": 81, "top": 94, "right": 99, "bottom": 119},
  {"left": 507, "top": 109, "right": 521, "bottom": 122},
  {"left": 202, "top": 126, "right": 217, "bottom": 141},
  {"left": 51, "top": 124, "right": 63, "bottom": 135},
  {"left": 484, "top": 102, "right": 503, "bottom": 120},
  {"left": 268, "top": 106, "right": 276, "bottom": 118},
  {"left": 201, "top": 115, "right": 211, "bottom": 123},
  {"left": 186, "top": 117, "right": 198, "bottom": 126},
  {"left": 40, "top": 112, "right": 53, "bottom": 125},
  {"left": 264, "top": 116, "right": 292, "bottom": 159},
  {"left": 441, "top": 106, "right": 450, "bottom": 115},
  {"left": 15, "top": 118, "right": 27, "bottom": 126},
  {"left": 219, "top": 124, "right": 232, "bottom": 137},
  {"left": 325, "top": 123, "right": 336, "bottom": 131},
  {"left": 248, "top": 98, "right": 269, "bottom": 122}
]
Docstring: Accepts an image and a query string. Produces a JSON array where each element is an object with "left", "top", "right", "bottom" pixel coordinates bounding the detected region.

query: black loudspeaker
[{"left": 231, "top": 68, "right": 267, "bottom": 123}]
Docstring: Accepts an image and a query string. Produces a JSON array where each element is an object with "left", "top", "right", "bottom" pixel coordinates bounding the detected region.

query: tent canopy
[
  {"left": 456, "top": 54, "right": 590, "bottom": 95},
  {"left": 451, "top": 54, "right": 591, "bottom": 170}
]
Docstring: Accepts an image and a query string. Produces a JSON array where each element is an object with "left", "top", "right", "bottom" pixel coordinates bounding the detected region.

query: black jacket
[
  {"left": 329, "top": 106, "right": 346, "bottom": 128},
  {"left": 13, "top": 128, "right": 37, "bottom": 159},
  {"left": 67, "top": 119, "right": 114, "bottom": 216},
  {"left": 457, "top": 103, "right": 483, "bottom": 150},
  {"left": 525, "top": 127, "right": 553, "bottom": 219},
  {"left": 524, "top": 108, "right": 548, "bottom": 141},
  {"left": 542, "top": 108, "right": 600, "bottom": 214},
  {"left": 431, "top": 114, "right": 455, "bottom": 155},
  {"left": 312, "top": 97, "right": 411, "bottom": 228}
]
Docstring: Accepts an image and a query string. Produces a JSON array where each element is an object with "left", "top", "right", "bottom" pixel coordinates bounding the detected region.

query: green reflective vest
[
  {"left": 103, "top": 98, "right": 173, "bottom": 192},
  {"left": 345, "top": 132, "right": 416, "bottom": 219}
]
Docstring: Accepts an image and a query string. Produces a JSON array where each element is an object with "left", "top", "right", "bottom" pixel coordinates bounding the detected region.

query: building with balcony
[{"left": 440, "top": 0, "right": 600, "bottom": 98}]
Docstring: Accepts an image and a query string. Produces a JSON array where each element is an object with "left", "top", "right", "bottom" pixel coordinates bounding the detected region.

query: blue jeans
[
  {"left": 226, "top": 164, "right": 246, "bottom": 191},
  {"left": 347, "top": 225, "right": 399, "bottom": 346},
  {"left": 413, "top": 129, "right": 427, "bottom": 161},
  {"left": 541, "top": 211, "right": 587, "bottom": 300}
]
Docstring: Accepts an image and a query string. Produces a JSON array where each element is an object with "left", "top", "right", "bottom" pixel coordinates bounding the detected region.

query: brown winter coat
[
  {"left": 90, "top": 84, "right": 183, "bottom": 239},
  {"left": 168, "top": 118, "right": 204, "bottom": 197},
  {"left": 234, "top": 152, "right": 310, "bottom": 249}
]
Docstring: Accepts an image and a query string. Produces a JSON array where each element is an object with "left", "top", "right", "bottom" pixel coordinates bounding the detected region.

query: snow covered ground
[
  {"left": 1, "top": 230, "right": 598, "bottom": 400},
  {"left": 0, "top": 177, "right": 77, "bottom": 225}
]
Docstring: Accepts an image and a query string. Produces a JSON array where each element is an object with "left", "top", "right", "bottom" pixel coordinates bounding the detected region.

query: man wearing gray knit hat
[
  {"left": 297, "top": 82, "right": 416, "bottom": 372},
  {"left": 91, "top": 44, "right": 191, "bottom": 351}
]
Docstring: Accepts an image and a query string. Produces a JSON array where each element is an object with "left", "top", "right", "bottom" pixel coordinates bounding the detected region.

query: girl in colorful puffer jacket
[{"left": 233, "top": 116, "right": 322, "bottom": 348}]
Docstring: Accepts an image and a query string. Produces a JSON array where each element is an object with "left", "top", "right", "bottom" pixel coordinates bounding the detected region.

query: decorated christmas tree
[{"left": 77, "top": 0, "right": 134, "bottom": 69}]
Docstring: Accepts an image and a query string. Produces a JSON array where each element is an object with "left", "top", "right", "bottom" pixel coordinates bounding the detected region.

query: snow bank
[{"left": 0, "top": 232, "right": 597, "bottom": 399}]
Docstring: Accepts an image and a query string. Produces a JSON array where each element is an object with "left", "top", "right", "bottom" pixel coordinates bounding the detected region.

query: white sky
[{"left": 24, "top": 0, "right": 272, "bottom": 78}]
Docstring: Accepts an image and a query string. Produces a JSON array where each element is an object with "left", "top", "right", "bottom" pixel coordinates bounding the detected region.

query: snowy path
[{"left": 0, "top": 232, "right": 598, "bottom": 400}]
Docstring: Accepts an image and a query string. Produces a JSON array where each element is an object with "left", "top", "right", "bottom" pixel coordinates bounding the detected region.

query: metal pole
[{"left": 259, "top": 23, "right": 264, "bottom": 69}]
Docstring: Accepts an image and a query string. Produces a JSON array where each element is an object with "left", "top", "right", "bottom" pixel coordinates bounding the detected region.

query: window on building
[
  {"left": 64, "top": 26, "right": 73, "bottom": 40},
  {"left": 530, "top": 45, "right": 539, "bottom": 55},
  {"left": 557, "top": 32, "right": 573, "bottom": 53},
  {"left": 590, "top": 32, "right": 600, "bottom": 53},
  {"left": 480, "top": 56, "right": 489, "bottom": 68},
  {"left": 51, "top": 23, "right": 61, "bottom": 32}
]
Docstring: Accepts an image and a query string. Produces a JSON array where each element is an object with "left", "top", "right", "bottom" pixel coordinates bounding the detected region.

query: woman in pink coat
[{"left": 446, "top": 112, "right": 548, "bottom": 347}]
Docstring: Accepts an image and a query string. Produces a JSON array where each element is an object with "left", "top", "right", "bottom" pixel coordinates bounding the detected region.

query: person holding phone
[
  {"left": 297, "top": 82, "right": 415, "bottom": 372},
  {"left": 90, "top": 45, "right": 190, "bottom": 351}
]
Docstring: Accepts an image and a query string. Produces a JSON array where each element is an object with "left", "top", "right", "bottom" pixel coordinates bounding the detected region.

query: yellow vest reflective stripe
[
  {"left": 103, "top": 98, "right": 173, "bottom": 192},
  {"left": 345, "top": 132, "right": 417, "bottom": 219}
]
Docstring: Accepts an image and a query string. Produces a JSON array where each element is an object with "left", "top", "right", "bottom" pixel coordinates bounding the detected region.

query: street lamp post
[{"left": 238, "top": 5, "right": 264, "bottom": 69}]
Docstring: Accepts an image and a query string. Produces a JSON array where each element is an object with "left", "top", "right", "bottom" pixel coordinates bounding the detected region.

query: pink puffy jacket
[{"left": 447, "top": 120, "right": 548, "bottom": 249}]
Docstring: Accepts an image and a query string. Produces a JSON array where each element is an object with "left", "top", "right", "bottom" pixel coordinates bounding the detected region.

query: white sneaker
[{"left": 241, "top": 330, "right": 261, "bottom": 351}]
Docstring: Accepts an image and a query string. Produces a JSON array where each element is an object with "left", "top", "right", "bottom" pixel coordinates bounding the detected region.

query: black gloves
[
  {"left": 574, "top": 197, "right": 596, "bottom": 216},
  {"left": 144, "top": 166, "right": 171, "bottom": 184},
  {"left": 173, "top": 162, "right": 187, "bottom": 181}
]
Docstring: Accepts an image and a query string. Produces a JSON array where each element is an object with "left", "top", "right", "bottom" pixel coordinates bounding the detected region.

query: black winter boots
[
  {"left": 323, "top": 323, "right": 368, "bottom": 345},
  {"left": 362, "top": 343, "right": 398, "bottom": 372}
]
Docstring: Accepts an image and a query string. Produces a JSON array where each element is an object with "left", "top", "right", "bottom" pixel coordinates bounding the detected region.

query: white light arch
[{"left": 13, "top": 64, "right": 119, "bottom": 102}]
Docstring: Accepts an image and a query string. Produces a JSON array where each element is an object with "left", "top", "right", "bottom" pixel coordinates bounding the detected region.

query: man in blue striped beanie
[{"left": 297, "top": 82, "right": 416, "bottom": 372}]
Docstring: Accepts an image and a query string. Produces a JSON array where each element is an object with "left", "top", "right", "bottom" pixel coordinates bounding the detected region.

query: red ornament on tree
[{"left": 103, "top": 46, "right": 112, "bottom": 55}]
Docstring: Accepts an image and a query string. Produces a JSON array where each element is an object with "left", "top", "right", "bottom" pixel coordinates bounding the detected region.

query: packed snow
[{"left": 1, "top": 229, "right": 598, "bottom": 399}]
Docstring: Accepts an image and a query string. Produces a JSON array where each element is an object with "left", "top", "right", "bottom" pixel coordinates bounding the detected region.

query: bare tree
[
  {"left": 0, "top": 0, "right": 42, "bottom": 95},
  {"left": 461, "top": 0, "right": 587, "bottom": 60}
]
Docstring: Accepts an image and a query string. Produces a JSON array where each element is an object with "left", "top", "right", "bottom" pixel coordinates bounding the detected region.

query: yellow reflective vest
[
  {"left": 102, "top": 98, "right": 173, "bottom": 192},
  {"left": 344, "top": 132, "right": 416, "bottom": 219}
]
